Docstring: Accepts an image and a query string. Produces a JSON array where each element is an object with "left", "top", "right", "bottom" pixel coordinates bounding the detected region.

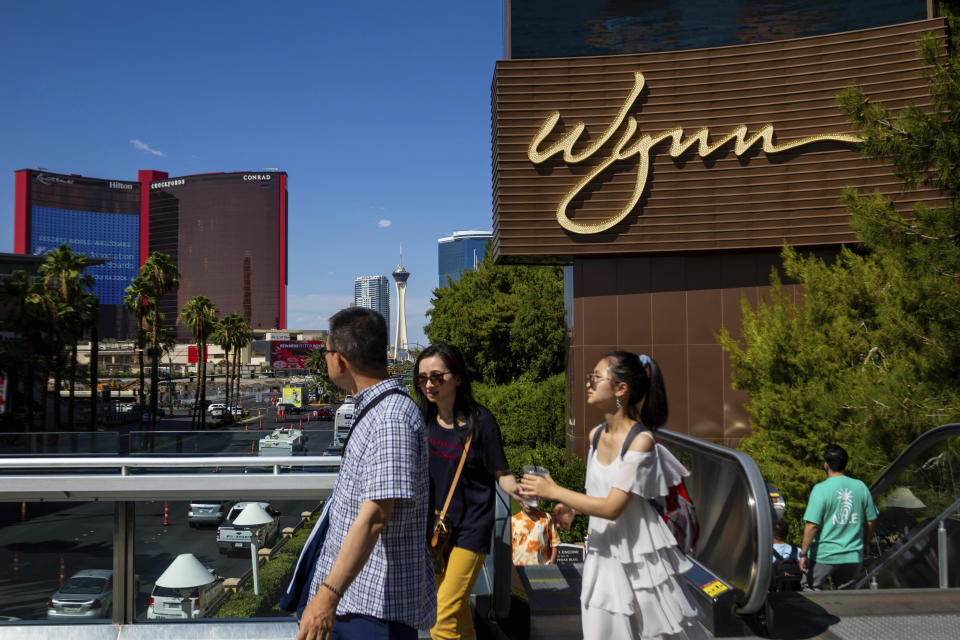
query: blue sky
[{"left": 0, "top": 1, "right": 504, "bottom": 348}]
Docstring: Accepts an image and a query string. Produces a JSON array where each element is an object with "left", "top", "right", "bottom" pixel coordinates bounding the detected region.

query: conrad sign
[{"left": 492, "top": 19, "right": 949, "bottom": 259}]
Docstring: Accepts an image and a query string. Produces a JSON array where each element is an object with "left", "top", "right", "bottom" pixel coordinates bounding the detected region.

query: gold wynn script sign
[{"left": 527, "top": 71, "right": 862, "bottom": 235}]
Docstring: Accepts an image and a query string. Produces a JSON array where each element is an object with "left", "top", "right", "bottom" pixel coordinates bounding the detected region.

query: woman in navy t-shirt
[{"left": 413, "top": 342, "right": 520, "bottom": 640}]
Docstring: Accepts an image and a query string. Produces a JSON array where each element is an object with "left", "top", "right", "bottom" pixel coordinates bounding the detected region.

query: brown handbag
[{"left": 429, "top": 433, "right": 472, "bottom": 576}]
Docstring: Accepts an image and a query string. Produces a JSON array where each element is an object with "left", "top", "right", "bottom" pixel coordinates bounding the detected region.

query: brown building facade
[{"left": 491, "top": 18, "right": 950, "bottom": 455}]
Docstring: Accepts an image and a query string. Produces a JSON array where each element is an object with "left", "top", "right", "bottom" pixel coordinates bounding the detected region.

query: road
[{"left": 0, "top": 397, "right": 340, "bottom": 621}]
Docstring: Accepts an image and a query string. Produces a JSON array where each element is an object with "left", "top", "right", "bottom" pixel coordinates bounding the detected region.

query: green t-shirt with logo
[{"left": 803, "top": 475, "right": 879, "bottom": 564}]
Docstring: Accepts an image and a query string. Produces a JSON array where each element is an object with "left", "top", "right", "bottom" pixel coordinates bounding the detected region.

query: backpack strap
[
  {"left": 591, "top": 422, "right": 652, "bottom": 458},
  {"left": 590, "top": 423, "right": 605, "bottom": 453},
  {"left": 619, "top": 423, "right": 651, "bottom": 458},
  {"left": 789, "top": 544, "right": 799, "bottom": 563}
]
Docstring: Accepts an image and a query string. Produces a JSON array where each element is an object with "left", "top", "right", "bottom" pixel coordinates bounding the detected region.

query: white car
[{"left": 206, "top": 403, "right": 226, "bottom": 414}]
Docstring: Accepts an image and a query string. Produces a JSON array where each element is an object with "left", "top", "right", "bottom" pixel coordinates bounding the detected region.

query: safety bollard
[
  {"left": 250, "top": 441, "right": 256, "bottom": 454},
  {"left": 21, "top": 501, "right": 26, "bottom": 521},
  {"left": 12, "top": 552, "right": 19, "bottom": 582},
  {"left": 59, "top": 556, "right": 65, "bottom": 588},
  {"left": 245, "top": 421, "right": 248, "bottom": 432},
  {"left": 163, "top": 502, "right": 169, "bottom": 526},
  {"left": 259, "top": 417, "right": 262, "bottom": 431},
  {"left": 299, "top": 417, "right": 303, "bottom": 429}
]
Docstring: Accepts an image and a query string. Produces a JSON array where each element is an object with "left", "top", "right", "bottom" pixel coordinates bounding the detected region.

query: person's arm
[
  {"left": 864, "top": 519, "right": 876, "bottom": 559},
  {"left": 521, "top": 474, "right": 632, "bottom": 520},
  {"left": 799, "top": 522, "right": 819, "bottom": 574},
  {"left": 548, "top": 544, "right": 558, "bottom": 564},
  {"left": 496, "top": 471, "right": 522, "bottom": 503},
  {"left": 296, "top": 498, "right": 394, "bottom": 640}
]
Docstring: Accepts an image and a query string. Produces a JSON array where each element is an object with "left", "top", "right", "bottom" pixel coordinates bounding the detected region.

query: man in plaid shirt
[{"left": 298, "top": 308, "right": 435, "bottom": 640}]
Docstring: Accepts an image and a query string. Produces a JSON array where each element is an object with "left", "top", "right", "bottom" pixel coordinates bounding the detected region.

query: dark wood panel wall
[
  {"left": 492, "top": 18, "right": 948, "bottom": 258},
  {"left": 490, "top": 19, "right": 949, "bottom": 453}
]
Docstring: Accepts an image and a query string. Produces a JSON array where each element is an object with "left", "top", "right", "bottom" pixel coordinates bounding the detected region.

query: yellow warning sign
[{"left": 701, "top": 580, "right": 728, "bottom": 597}]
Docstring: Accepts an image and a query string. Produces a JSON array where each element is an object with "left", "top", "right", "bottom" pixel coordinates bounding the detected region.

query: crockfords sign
[
  {"left": 151, "top": 179, "right": 186, "bottom": 189},
  {"left": 528, "top": 71, "right": 862, "bottom": 235}
]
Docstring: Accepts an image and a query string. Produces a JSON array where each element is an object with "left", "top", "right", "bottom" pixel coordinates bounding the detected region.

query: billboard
[
  {"left": 282, "top": 387, "right": 303, "bottom": 407},
  {"left": 270, "top": 340, "right": 324, "bottom": 371}
]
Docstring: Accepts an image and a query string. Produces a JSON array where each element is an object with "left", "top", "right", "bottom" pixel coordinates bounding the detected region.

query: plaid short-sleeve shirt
[{"left": 309, "top": 378, "right": 436, "bottom": 629}]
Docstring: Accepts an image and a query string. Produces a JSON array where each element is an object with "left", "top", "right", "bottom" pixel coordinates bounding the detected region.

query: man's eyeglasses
[
  {"left": 415, "top": 371, "right": 452, "bottom": 387},
  {"left": 585, "top": 373, "right": 611, "bottom": 388},
  {"left": 319, "top": 345, "right": 337, "bottom": 358}
]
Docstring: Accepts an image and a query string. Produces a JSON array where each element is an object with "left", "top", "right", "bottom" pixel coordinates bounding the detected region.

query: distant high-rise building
[
  {"left": 437, "top": 230, "right": 492, "bottom": 287},
  {"left": 354, "top": 275, "right": 390, "bottom": 324},
  {"left": 13, "top": 168, "right": 288, "bottom": 339},
  {"left": 392, "top": 251, "right": 410, "bottom": 361}
]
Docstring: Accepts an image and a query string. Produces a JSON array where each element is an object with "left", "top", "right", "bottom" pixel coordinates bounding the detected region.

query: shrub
[{"left": 475, "top": 374, "right": 565, "bottom": 448}]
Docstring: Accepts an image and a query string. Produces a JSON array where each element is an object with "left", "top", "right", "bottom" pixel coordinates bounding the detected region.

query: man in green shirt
[{"left": 799, "top": 445, "right": 878, "bottom": 590}]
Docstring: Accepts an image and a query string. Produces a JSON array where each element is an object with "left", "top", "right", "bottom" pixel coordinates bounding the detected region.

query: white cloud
[
  {"left": 378, "top": 219, "right": 392, "bottom": 228},
  {"left": 130, "top": 139, "right": 166, "bottom": 157}
]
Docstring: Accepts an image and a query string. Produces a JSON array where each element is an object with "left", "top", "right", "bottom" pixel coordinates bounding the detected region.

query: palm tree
[
  {"left": 210, "top": 318, "right": 234, "bottom": 410},
  {"left": 229, "top": 315, "right": 251, "bottom": 412},
  {"left": 140, "top": 252, "right": 179, "bottom": 429},
  {"left": 179, "top": 296, "right": 218, "bottom": 430},
  {"left": 37, "top": 245, "right": 94, "bottom": 428},
  {"left": 124, "top": 276, "right": 150, "bottom": 409},
  {"left": 3, "top": 270, "right": 40, "bottom": 428}
]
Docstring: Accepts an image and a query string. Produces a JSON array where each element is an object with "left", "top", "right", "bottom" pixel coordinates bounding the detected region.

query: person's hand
[
  {"left": 296, "top": 588, "right": 337, "bottom": 640},
  {"left": 497, "top": 474, "right": 523, "bottom": 504},
  {"left": 798, "top": 556, "right": 808, "bottom": 574},
  {"left": 520, "top": 471, "right": 556, "bottom": 501}
]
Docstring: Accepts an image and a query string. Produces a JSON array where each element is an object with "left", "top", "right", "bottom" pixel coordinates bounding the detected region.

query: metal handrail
[
  {"left": 869, "top": 423, "right": 960, "bottom": 498},
  {"left": 856, "top": 497, "right": 960, "bottom": 589},
  {"left": 656, "top": 429, "right": 773, "bottom": 616},
  {"left": 0, "top": 455, "right": 341, "bottom": 501}
]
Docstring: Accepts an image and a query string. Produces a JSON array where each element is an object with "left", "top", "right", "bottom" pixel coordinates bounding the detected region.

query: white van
[
  {"left": 146, "top": 579, "right": 222, "bottom": 619},
  {"left": 334, "top": 404, "right": 354, "bottom": 439}
]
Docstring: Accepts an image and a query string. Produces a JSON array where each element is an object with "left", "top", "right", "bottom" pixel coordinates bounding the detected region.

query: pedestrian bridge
[{"left": 0, "top": 424, "right": 958, "bottom": 639}]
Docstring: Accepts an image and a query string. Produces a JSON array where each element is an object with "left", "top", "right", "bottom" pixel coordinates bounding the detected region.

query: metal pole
[
  {"left": 113, "top": 501, "right": 136, "bottom": 624},
  {"left": 250, "top": 535, "right": 260, "bottom": 596},
  {"left": 938, "top": 520, "right": 948, "bottom": 589}
]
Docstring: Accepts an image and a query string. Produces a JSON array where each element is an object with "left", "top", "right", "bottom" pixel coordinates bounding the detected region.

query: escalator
[{"left": 481, "top": 424, "right": 960, "bottom": 639}]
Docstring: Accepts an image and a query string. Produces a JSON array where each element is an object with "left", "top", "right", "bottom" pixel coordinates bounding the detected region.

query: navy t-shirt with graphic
[{"left": 428, "top": 405, "right": 509, "bottom": 555}]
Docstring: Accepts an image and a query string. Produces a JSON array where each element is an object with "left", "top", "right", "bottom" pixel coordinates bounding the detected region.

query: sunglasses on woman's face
[{"left": 415, "top": 371, "right": 452, "bottom": 387}]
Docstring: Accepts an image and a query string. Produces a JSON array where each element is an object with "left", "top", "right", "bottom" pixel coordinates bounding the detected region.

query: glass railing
[
  {"left": 0, "top": 446, "right": 338, "bottom": 636},
  {"left": 860, "top": 423, "right": 960, "bottom": 589}
]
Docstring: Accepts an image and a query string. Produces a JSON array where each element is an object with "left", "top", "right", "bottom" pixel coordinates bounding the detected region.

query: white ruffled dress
[{"left": 580, "top": 430, "right": 707, "bottom": 640}]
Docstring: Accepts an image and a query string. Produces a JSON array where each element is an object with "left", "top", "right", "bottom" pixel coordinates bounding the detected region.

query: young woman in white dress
[{"left": 520, "top": 351, "right": 706, "bottom": 640}]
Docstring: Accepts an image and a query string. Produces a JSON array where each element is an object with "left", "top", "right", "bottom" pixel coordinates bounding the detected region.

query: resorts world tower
[{"left": 14, "top": 169, "right": 288, "bottom": 339}]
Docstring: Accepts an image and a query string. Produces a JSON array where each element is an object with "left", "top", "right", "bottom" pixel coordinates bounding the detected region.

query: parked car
[
  {"left": 315, "top": 405, "right": 334, "bottom": 420},
  {"left": 216, "top": 502, "right": 281, "bottom": 554},
  {"left": 206, "top": 403, "right": 226, "bottom": 414},
  {"left": 187, "top": 500, "right": 235, "bottom": 528},
  {"left": 230, "top": 406, "right": 248, "bottom": 417},
  {"left": 147, "top": 581, "right": 221, "bottom": 619},
  {"left": 275, "top": 402, "right": 301, "bottom": 414},
  {"left": 47, "top": 569, "right": 138, "bottom": 619}
]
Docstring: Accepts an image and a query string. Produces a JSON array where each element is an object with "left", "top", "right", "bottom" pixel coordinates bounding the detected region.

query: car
[
  {"left": 275, "top": 402, "right": 301, "bottom": 414},
  {"left": 209, "top": 407, "right": 227, "bottom": 419},
  {"left": 342, "top": 395, "right": 354, "bottom": 405},
  {"left": 206, "top": 403, "right": 226, "bottom": 414},
  {"left": 47, "top": 569, "right": 138, "bottom": 619},
  {"left": 315, "top": 406, "right": 334, "bottom": 420},
  {"left": 230, "top": 406, "right": 248, "bottom": 417},
  {"left": 187, "top": 500, "right": 235, "bottom": 527},
  {"left": 322, "top": 442, "right": 344, "bottom": 456}
]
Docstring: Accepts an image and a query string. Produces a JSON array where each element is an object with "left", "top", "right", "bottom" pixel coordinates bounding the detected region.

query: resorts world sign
[
  {"left": 491, "top": 19, "right": 947, "bottom": 259},
  {"left": 528, "top": 71, "right": 862, "bottom": 235}
]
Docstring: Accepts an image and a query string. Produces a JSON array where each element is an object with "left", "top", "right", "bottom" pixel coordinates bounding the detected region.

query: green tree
[
  {"left": 36, "top": 244, "right": 95, "bottom": 428},
  {"left": 425, "top": 243, "right": 565, "bottom": 384},
  {"left": 180, "top": 296, "right": 218, "bottom": 430},
  {"left": 720, "top": 13, "right": 960, "bottom": 530},
  {"left": 140, "top": 252, "right": 180, "bottom": 429},
  {"left": 124, "top": 276, "right": 151, "bottom": 408}
]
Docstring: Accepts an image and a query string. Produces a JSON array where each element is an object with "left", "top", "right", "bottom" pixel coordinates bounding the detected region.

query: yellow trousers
[{"left": 431, "top": 546, "right": 486, "bottom": 640}]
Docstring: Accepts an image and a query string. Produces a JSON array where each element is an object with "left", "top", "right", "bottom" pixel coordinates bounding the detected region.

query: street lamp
[{"left": 233, "top": 503, "right": 274, "bottom": 595}]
